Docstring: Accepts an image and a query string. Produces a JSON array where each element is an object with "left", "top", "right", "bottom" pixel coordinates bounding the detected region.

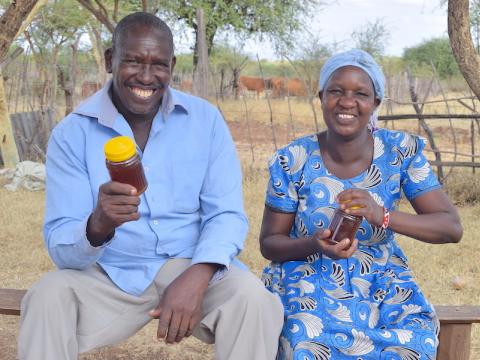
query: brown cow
[
  {"left": 286, "top": 78, "right": 308, "bottom": 97},
  {"left": 239, "top": 76, "right": 269, "bottom": 98},
  {"left": 81, "top": 81, "right": 102, "bottom": 99},
  {"left": 270, "top": 77, "right": 316, "bottom": 98},
  {"left": 270, "top": 77, "right": 287, "bottom": 98}
]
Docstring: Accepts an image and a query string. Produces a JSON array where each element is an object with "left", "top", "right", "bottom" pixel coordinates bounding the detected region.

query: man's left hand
[{"left": 149, "top": 263, "right": 219, "bottom": 344}]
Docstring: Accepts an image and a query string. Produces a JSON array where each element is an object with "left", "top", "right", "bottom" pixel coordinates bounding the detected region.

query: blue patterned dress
[{"left": 262, "top": 128, "right": 442, "bottom": 360}]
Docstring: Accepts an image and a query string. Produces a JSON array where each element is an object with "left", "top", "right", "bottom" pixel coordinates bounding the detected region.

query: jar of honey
[
  {"left": 104, "top": 136, "right": 148, "bottom": 195},
  {"left": 328, "top": 207, "right": 362, "bottom": 243}
]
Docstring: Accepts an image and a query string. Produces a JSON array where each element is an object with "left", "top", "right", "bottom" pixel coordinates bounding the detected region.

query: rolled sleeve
[{"left": 44, "top": 123, "right": 106, "bottom": 269}]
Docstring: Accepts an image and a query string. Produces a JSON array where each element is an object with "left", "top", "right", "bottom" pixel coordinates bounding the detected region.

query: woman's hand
[
  {"left": 311, "top": 228, "right": 358, "bottom": 260},
  {"left": 337, "top": 188, "right": 384, "bottom": 227}
]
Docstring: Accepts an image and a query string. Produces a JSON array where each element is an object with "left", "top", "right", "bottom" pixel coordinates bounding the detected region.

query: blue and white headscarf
[{"left": 318, "top": 49, "right": 385, "bottom": 129}]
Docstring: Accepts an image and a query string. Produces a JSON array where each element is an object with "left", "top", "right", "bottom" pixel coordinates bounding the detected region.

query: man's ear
[
  {"left": 171, "top": 55, "right": 176, "bottom": 73},
  {"left": 104, "top": 48, "right": 113, "bottom": 74},
  {"left": 318, "top": 90, "right": 323, "bottom": 102}
]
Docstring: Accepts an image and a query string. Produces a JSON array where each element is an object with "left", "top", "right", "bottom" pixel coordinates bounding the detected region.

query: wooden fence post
[{"left": 406, "top": 69, "right": 444, "bottom": 180}]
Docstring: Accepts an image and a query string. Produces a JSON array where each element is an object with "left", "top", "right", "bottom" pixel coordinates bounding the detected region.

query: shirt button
[
  {"left": 153, "top": 220, "right": 159, "bottom": 225},
  {"left": 144, "top": 166, "right": 149, "bottom": 172}
]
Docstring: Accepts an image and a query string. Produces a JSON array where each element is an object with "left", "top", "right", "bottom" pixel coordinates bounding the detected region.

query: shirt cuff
[{"left": 78, "top": 217, "right": 113, "bottom": 255}]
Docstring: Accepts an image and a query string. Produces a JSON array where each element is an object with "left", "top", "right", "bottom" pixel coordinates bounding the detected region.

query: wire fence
[{"left": 2, "top": 56, "right": 479, "bottom": 181}]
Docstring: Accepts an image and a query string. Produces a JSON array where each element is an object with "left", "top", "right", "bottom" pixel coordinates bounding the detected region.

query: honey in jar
[
  {"left": 104, "top": 136, "right": 148, "bottom": 195},
  {"left": 328, "top": 207, "right": 362, "bottom": 243}
]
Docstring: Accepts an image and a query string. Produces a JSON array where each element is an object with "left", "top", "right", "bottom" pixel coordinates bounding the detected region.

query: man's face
[{"left": 105, "top": 25, "right": 176, "bottom": 121}]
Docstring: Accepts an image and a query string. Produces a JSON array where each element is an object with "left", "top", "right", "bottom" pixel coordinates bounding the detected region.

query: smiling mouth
[
  {"left": 337, "top": 113, "right": 356, "bottom": 119},
  {"left": 129, "top": 87, "right": 157, "bottom": 99}
]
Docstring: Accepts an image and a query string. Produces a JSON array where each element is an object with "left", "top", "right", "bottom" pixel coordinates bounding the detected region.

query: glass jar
[
  {"left": 104, "top": 136, "right": 148, "bottom": 195},
  {"left": 328, "top": 208, "right": 362, "bottom": 243}
]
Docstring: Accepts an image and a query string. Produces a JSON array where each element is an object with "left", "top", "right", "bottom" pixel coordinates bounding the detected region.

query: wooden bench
[{"left": 1, "top": 288, "right": 479, "bottom": 359}]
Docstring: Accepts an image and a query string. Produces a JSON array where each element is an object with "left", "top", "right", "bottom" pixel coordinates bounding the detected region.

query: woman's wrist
[
  {"left": 307, "top": 234, "right": 322, "bottom": 254},
  {"left": 381, "top": 207, "right": 391, "bottom": 229}
]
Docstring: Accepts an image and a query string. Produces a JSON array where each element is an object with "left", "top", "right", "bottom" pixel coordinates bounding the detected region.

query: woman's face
[{"left": 320, "top": 66, "right": 379, "bottom": 139}]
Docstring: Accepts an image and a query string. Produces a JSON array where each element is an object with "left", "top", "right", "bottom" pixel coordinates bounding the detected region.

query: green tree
[
  {"left": 0, "top": 0, "right": 47, "bottom": 167},
  {"left": 24, "top": 0, "right": 91, "bottom": 112},
  {"left": 76, "top": 0, "right": 323, "bottom": 86},
  {"left": 351, "top": 18, "right": 390, "bottom": 58},
  {"left": 156, "top": 0, "right": 321, "bottom": 66},
  {"left": 210, "top": 44, "right": 249, "bottom": 99},
  {"left": 470, "top": 0, "right": 480, "bottom": 51},
  {"left": 403, "top": 37, "right": 460, "bottom": 78},
  {"left": 76, "top": 0, "right": 323, "bottom": 73}
]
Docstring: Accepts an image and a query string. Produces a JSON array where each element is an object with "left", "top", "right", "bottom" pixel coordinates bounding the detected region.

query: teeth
[
  {"left": 130, "top": 87, "right": 154, "bottom": 98},
  {"left": 338, "top": 114, "right": 354, "bottom": 119}
]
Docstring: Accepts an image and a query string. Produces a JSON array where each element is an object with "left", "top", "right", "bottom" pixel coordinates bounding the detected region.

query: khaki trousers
[{"left": 18, "top": 259, "right": 284, "bottom": 360}]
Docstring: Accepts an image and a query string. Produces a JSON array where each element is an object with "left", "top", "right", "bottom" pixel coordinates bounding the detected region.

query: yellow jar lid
[{"left": 104, "top": 136, "right": 136, "bottom": 162}]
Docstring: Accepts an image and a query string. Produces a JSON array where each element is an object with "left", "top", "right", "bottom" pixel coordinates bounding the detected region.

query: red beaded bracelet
[{"left": 381, "top": 207, "right": 390, "bottom": 229}]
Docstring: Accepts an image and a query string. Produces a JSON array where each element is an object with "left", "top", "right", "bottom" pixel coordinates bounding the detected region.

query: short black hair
[{"left": 112, "top": 12, "right": 174, "bottom": 53}]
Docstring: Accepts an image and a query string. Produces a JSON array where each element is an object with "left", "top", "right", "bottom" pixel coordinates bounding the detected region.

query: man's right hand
[{"left": 87, "top": 181, "right": 140, "bottom": 246}]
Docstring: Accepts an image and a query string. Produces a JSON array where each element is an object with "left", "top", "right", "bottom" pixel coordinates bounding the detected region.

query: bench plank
[
  {"left": 434, "top": 305, "right": 480, "bottom": 323},
  {"left": 0, "top": 288, "right": 26, "bottom": 315},
  {"left": 1, "top": 290, "right": 480, "bottom": 360}
]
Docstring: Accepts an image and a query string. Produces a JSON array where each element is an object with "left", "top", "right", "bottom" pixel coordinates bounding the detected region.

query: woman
[{"left": 260, "top": 49, "right": 462, "bottom": 360}]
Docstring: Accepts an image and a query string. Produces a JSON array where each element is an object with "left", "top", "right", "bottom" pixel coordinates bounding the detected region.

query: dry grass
[
  {"left": 1, "top": 172, "right": 479, "bottom": 359},
  {"left": 1, "top": 97, "right": 479, "bottom": 359}
]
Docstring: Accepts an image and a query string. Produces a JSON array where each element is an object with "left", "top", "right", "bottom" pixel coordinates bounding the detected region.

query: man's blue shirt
[{"left": 44, "top": 82, "right": 248, "bottom": 295}]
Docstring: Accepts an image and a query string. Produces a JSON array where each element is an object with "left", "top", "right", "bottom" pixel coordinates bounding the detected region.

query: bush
[{"left": 443, "top": 171, "right": 480, "bottom": 205}]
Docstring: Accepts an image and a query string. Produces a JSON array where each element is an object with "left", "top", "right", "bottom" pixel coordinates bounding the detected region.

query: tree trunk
[
  {"left": 0, "top": 70, "right": 19, "bottom": 167},
  {"left": 448, "top": 0, "right": 480, "bottom": 99},
  {"left": 219, "top": 68, "right": 225, "bottom": 101},
  {"left": 58, "top": 69, "right": 73, "bottom": 116},
  {"left": 88, "top": 25, "right": 107, "bottom": 84},
  {"left": 0, "top": 0, "right": 39, "bottom": 60},
  {"left": 233, "top": 68, "right": 240, "bottom": 100},
  {"left": 59, "top": 37, "right": 79, "bottom": 116},
  {"left": 0, "top": 0, "right": 47, "bottom": 167},
  {"left": 192, "top": 22, "right": 215, "bottom": 67},
  {"left": 76, "top": 0, "right": 115, "bottom": 33},
  {"left": 192, "top": 8, "right": 209, "bottom": 99}
]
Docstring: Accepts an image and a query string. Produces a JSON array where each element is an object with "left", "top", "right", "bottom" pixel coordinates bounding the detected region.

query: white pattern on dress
[
  {"left": 288, "top": 145, "right": 308, "bottom": 174},
  {"left": 337, "top": 329, "right": 374, "bottom": 355},
  {"left": 289, "top": 312, "right": 324, "bottom": 338},
  {"left": 373, "top": 136, "right": 385, "bottom": 159},
  {"left": 311, "top": 177, "right": 344, "bottom": 203},
  {"left": 407, "top": 162, "right": 430, "bottom": 183}
]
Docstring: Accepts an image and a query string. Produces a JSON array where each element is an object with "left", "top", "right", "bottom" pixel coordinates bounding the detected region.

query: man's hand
[
  {"left": 149, "top": 263, "right": 219, "bottom": 344},
  {"left": 87, "top": 181, "right": 140, "bottom": 246}
]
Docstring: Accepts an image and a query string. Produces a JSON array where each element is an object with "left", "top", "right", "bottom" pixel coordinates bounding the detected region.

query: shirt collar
[{"left": 73, "top": 80, "right": 189, "bottom": 128}]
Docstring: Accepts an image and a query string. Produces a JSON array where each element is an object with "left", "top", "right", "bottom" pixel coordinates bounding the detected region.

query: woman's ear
[{"left": 374, "top": 97, "right": 381, "bottom": 109}]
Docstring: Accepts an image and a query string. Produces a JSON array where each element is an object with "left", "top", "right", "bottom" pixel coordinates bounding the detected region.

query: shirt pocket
[{"left": 171, "top": 159, "right": 206, "bottom": 213}]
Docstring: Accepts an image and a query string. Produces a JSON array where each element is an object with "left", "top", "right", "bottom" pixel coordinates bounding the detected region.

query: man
[{"left": 18, "top": 12, "right": 283, "bottom": 360}]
